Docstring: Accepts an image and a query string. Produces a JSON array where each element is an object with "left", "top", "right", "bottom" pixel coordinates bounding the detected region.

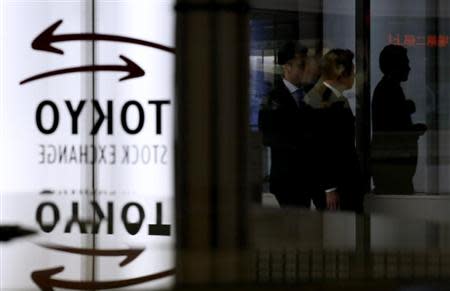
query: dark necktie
[{"left": 292, "top": 88, "right": 304, "bottom": 107}]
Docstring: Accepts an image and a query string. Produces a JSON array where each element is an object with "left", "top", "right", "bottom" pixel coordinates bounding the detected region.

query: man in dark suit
[
  {"left": 371, "top": 45, "right": 427, "bottom": 194},
  {"left": 305, "top": 49, "right": 364, "bottom": 212},
  {"left": 258, "top": 42, "right": 323, "bottom": 208}
]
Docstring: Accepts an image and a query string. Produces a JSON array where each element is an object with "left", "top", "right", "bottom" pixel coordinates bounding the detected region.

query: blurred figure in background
[
  {"left": 258, "top": 41, "right": 322, "bottom": 208},
  {"left": 371, "top": 45, "right": 427, "bottom": 194},
  {"left": 305, "top": 49, "right": 364, "bottom": 212}
]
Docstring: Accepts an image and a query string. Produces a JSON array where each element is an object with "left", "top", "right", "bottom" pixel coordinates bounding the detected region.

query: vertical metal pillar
[
  {"left": 356, "top": 0, "right": 371, "bottom": 196},
  {"left": 355, "top": 0, "right": 371, "bottom": 280},
  {"left": 175, "top": 0, "right": 250, "bottom": 286},
  {"left": 426, "top": 0, "right": 440, "bottom": 194}
]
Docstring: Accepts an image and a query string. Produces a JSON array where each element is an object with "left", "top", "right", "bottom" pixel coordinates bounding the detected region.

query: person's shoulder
[
  {"left": 267, "top": 81, "right": 290, "bottom": 101},
  {"left": 375, "top": 76, "right": 400, "bottom": 91},
  {"left": 260, "top": 82, "right": 287, "bottom": 110},
  {"left": 373, "top": 77, "right": 402, "bottom": 101},
  {"left": 271, "top": 79, "right": 290, "bottom": 95}
]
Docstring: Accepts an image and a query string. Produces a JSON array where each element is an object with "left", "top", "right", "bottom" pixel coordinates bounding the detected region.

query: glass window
[
  {"left": 0, "top": 1, "right": 175, "bottom": 290},
  {"left": 250, "top": 0, "right": 450, "bottom": 213},
  {"left": 247, "top": 0, "right": 450, "bottom": 283},
  {"left": 249, "top": 0, "right": 361, "bottom": 210},
  {"left": 371, "top": 0, "right": 450, "bottom": 195}
]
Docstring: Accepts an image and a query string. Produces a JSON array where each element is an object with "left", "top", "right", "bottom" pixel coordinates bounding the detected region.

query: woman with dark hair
[{"left": 371, "top": 45, "right": 427, "bottom": 194}]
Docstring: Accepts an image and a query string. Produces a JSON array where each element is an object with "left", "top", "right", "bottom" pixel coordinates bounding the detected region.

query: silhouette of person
[
  {"left": 258, "top": 42, "right": 323, "bottom": 208},
  {"left": 371, "top": 45, "right": 427, "bottom": 194},
  {"left": 305, "top": 49, "right": 364, "bottom": 212}
]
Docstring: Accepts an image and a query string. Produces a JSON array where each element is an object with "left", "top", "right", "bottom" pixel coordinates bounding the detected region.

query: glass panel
[
  {"left": 249, "top": 0, "right": 359, "bottom": 209},
  {"left": 94, "top": 1, "right": 175, "bottom": 289},
  {"left": 371, "top": 0, "right": 450, "bottom": 195},
  {"left": 247, "top": 0, "right": 450, "bottom": 285},
  {"left": 0, "top": 1, "right": 95, "bottom": 290},
  {"left": 252, "top": 210, "right": 450, "bottom": 282},
  {"left": 0, "top": 1, "right": 175, "bottom": 290}
]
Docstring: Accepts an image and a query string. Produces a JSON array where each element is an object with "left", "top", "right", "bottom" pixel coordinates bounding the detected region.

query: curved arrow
[
  {"left": 19, "top": 55, "right": 144, "bottom": 85},
  {"left": 33, "top": 19, "right": 175, "bottom": 55},
  {"left": 38, "top": 243, "right": 144, "bottom": 267},
  {"left": 39, "top": 189, "right": 54, "bottom": 195},
  {"left": 31, "top": 266, "right": 175, "bottom": 291},
  {"left": 0, "top": 225, "right": 37, "bottom": 242}
]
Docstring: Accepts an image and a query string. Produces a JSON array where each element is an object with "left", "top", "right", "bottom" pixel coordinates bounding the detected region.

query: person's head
[
  {"left": 379, "top": 44, "right": 410, "bottom": 82},
  {"left": 302, "top": 56, "right": 321, "bottom": 86},
  {"left": 320, "top": 49, "right": 355, "bottom": 91},
  {"left": 278, "top": 41, "right": 307, "bottom": 87}
]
